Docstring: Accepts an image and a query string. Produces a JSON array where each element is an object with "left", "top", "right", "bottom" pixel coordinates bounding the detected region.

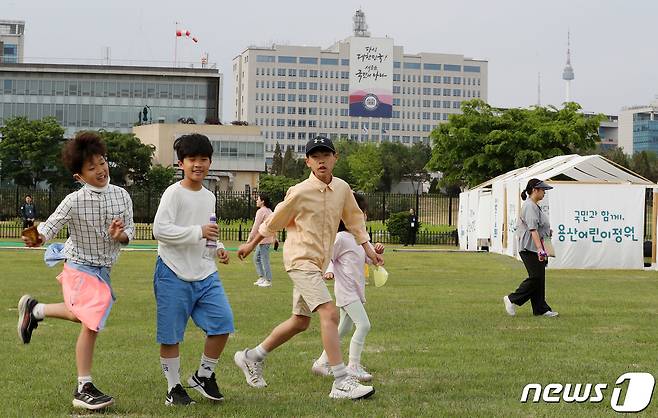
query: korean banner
[
  {"left": 348, "top": 36, "right": 393, "bottom": 118},
  {"left": 548, "top": 184, "right": 644, "bottom": 269}
]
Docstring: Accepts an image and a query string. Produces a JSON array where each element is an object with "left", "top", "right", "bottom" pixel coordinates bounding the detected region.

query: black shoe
[
  {"left": 17, "top": 295, "right": 42, "bottom": 344},
  {"left": 166, "top": 384, "right": 195, "bottom": 406},
  {"left": 188, "top": 371, "right": 224, "bottom": 401},
  {"left": 72, "top": 382, "right": 115, "bottom": 410}
]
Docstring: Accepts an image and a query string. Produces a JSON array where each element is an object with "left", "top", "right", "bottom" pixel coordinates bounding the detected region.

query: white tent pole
[{"left": 653, "top": 188, "right": 657, "bottom": 265}]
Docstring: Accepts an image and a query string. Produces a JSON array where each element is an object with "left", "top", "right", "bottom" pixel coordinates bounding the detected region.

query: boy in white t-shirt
[{"left": 153, "top": 134, "right": 233, "bottom": 406}]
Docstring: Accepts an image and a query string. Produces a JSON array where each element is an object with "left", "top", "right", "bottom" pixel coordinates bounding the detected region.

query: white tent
[{"left": 459, "top": 155, "right": 655, "bottom": 269}]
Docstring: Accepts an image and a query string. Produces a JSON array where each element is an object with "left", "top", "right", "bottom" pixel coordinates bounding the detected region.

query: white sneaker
[
  {"left": 329, "top": 375, "right": 375, "bottom": 400},
  {"left": 311, "top": 359, "right": 332, "bottom": 377},
  {"left": 347, "top": 364, "right": 372, "bottom": 382},
  {"left": 542, "top": 311, "right": 559, "bottom": 317},
  {"left": 503, "top": 296, "right": 516, "bottom": 316},
  {"left": 233, "top": 349, "right": 267, "bottom": 388},
  {"left": 257, "top": 280, "right": 272, "bottom": 287},
  {"left": 253, "top": 277, "right": 264, "bottom": 286}
]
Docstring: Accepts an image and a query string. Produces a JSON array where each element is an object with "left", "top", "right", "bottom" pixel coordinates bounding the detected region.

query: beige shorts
[{"left": 288, "top": 269, "right": 333, "bottom": 317}]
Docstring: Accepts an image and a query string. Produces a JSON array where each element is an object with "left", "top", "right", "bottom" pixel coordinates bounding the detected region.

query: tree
[
  {"left": 99, "top": 130, "right": 155, "bottom": 186},
  {"left": 403, "top": 142, "right": 432, "bottom": 193},
  {"left": 630, "top": 151, "right": 658, "bottom": 182},
  {"left": 271, "top": 142, "right": 283, "bottom": 175},
  {"left": 427, "top": 100, "right": 602, "bottom": 188},
  {"left": 378, "top": 142, "right": 408, "bottom": 192},
  {"left": 281, "top": 146, "right": 295, "bottom": 176},
  {"left": 333, "top": 138, "right": 359, "bottom": 186},
  {"left": 599, "top": 147, "right": 630, "bottom": 169},
  {"left": 145, "top": 164, "right": 176, "bottom": 195},
  {"left": 258, "top": 174, "right": 299, "bottom": 198},
  {"left": 347, "top": 143, "right": 383, "bottom": 192},
  {"left": 0, "top": 116, "right": 66, "bottom": 187}
]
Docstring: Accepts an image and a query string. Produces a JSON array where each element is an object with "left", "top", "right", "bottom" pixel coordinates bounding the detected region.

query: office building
[
  {"left": 619, "top": 99, "right": 658, "bottom": 154},
  {"left": 0, "top": 20, "right": 24, "bottom": 64}
]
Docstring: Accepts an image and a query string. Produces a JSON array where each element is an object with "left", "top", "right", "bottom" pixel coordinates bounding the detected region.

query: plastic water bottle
[{"left": 206, "top": 213, "right": 217, "bottom": 249}]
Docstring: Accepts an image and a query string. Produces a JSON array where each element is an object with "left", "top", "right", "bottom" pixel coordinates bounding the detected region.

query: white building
[
  {"left": 0, "top": 19, "right": 25, "bottom": 63},
  {"left": 232, "top": 12, "right": 487, "bottom": 162}
]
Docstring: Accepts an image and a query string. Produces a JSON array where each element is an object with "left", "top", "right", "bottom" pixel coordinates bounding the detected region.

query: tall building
[
  {"left": 0, "top": 63, "right": 222, "bottom": 138},
  {"left": 0, "top": 19, "right": 25, "bottom": 64},
  {"left": 232, "top": 10, "right": 488, "bottom": 162},
  {"left": 562, "top": 31, "right": 574, "bottom": 103},
  {"left": 619, "top": 99, "right": 658, "bottom": 155}
]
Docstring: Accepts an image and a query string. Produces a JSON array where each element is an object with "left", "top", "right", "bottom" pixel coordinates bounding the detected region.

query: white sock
[
  {"left": 198, "top": 353, "right": 218, "bottom": 378},
  {"left": 246, "top": 344, "right": 268, "bottom": 362},
  {"left": 77, "top": 376, "right": 92, "bottom": 392},
  {"left": 332, "top": 363, "right": 348, "bottom": 385},
  {"left": 160, "top": 356, "right": 181, "bottom": 392},
  {"left": 33, "top": 303, "right": 45, "bottom": 320},
  {"left": 317, "top": 351, "right": 329, "bottom": 364}
]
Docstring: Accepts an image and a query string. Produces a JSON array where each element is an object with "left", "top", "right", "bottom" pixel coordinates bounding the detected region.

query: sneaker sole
[
  {"left": 72, "top": 397, "right": 115, "bottom": 410},
  {"left": 187, "top": 375, "right": 224, "bottom": 401},
  {"left": 165, "top": 397, "right": 196, "bottom": 406},
  {"left": 233, "top": 351, "right": 266, "bottom": 388},
  {"left": 17, "top": 294, "right": 31, "bottom": 343},
  {"left": 330, "top": 387, "right": 376, "bottom": 400}
]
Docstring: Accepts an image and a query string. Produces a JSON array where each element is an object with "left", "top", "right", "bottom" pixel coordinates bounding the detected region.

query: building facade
[
  {"left": 233, "top": 41, "right": 487, "bottom": 163},
  {"left": 619, "top": 100, "right": 658, "bottom": 155},
  {"left": 133, "top": 123, "right": 264, "bottom": 192},
  {"left": 0, "top": 63, "right": 222, "bottom": 138},
  {"left": 0, "top": 20, "right": 24, "bottom": 64}
]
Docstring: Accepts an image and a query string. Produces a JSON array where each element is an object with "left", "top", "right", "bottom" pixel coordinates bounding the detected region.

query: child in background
[
  {"left": 18, "top": 132, "right": 134, "bottom": 410},
  {"left": 249, "top": 193, "right": 274, "bottom": 287},
  {"left": 152, "top": 133, "right": 233, "bottom": 406},
  {"left": 312, "top": 193, "right": 384, "bottom": 382}
]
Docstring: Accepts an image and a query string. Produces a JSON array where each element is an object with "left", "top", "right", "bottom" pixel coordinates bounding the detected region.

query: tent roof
[{"left": 475, "top": 154, "right": 653, "bottom": 188}]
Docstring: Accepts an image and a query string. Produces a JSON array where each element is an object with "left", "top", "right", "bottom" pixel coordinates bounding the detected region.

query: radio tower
[
  {"left": 562, "top": 31, "right": 575, "bottom": 103},
  {"left": 353, "top": 9, "right": 370, "bottom": 37}
]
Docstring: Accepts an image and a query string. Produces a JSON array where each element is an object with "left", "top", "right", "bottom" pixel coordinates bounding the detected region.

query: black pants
[
  {"left": 22, "top": 219, "right": 34, "bottom": 229},
  {"left": 406, "top": 229, "right": 417, "bottom": 246},
  {"left": 508, "top": 250, "right": 551, "bottom": 315}
]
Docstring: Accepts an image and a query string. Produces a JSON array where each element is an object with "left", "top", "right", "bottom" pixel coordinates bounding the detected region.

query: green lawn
[{"left": 1, "top": 247, "right": 657, "bottom": 417}]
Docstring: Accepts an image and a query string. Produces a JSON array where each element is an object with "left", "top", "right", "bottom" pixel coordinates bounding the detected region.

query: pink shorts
[{"left": 57, "top": 264, "right": 113, "bottom": 332}]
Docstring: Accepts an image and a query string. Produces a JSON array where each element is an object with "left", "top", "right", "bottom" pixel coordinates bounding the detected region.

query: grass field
[{"left": 1, "top": 245, "right": 657, "bottom": 417}]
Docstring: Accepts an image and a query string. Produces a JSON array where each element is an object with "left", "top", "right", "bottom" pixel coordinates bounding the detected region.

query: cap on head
[
  {"left": 305, "top": 136, "right": 336, "bottom": 157},
  {"left": 534, "top": 180, "right": 553, "bottom": 190}
]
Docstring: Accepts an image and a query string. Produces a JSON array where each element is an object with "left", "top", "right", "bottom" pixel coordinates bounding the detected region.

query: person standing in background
[
  {"left": 249, "top": 193, "right": 275, "bottom": 288},
  {"left": 20, "top": 195, "right": 36, "bottom": 228}
]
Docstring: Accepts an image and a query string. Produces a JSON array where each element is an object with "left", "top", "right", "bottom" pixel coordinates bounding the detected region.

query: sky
[{"left": 5, "top": 0, "right": 658, "bottom": 119}]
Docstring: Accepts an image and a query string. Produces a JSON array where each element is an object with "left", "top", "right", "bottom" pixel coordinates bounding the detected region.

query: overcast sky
[{"left": 5, "top": 0, "right": 657, "bottom": 119}]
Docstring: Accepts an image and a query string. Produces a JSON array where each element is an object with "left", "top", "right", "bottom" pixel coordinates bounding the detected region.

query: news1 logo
[{"left": 520, "top": 373, "right": 655, "bottom": 413}]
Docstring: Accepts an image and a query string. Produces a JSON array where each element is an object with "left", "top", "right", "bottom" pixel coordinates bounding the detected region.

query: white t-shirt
[{"left": 153, "top": 182, "right": 222, "bottom": 281}]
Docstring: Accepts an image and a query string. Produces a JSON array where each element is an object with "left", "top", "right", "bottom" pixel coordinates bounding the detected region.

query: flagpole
[{"left": 174, "top": 21, "right": 179, "bottom": 67}]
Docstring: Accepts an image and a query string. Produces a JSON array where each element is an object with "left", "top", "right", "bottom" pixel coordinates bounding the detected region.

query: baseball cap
[
  {"left": 305, "top": 136, "right": 336, "bottom": 156},
  {"left": 534, "top": 180, "right": 553, "bottom": 190}
]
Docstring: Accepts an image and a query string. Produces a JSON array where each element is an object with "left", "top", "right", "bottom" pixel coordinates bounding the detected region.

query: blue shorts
[{"left": 153, "top": 257, "right": 234, "bottom": 344}]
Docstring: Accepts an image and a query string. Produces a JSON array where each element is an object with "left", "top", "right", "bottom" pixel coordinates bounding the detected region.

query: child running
[
  {"left": 18, "top": 131, "right": 134, "bottom": 411},
  {"left": 235, "top": 136, "right": 383, "bottom": 400},
  {"left": 152, "top": 133, "right": 234, "bottom": 406},
  {"left": 312, "top": 193, "right": 384, "bottom": 382}
]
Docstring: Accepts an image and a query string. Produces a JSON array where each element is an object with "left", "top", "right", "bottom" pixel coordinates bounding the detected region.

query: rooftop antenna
[{"left": 353, "top": 9, "right": 370, "bottom": 37}]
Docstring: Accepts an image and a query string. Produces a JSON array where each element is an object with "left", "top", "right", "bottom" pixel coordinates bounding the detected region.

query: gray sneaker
[{"left": 234, "top": 349, "right": 267, "bottom": 388}]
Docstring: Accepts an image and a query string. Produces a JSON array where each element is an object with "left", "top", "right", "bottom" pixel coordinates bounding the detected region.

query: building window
[
  {"left": 464, "top": 65, "right": 481, "bottom": 73},
  {"left": 444, "top": 64, "right": 462, "bottom": 72},
  {"left": 256, "top": 55, "right": 275, "bottom": 63},
  {"left": 309, "top": 70, "right": 318, "bottom": 78},
  {"left": 300, "top": 57, "right": 318, "bottom": 64},
  {"left": 341, "top": 59, "right": 349, "bottom": 66},
  {"left": 278, "top": 56, "right": 297, "bottom": 64},
  {"left": 320, "top": 58, "right": 339, "bottom": 65},
  {"left": 423, "top": 63, "right": 441, "bottom": 71},
  {"left": 423, "top": 75, "right": 431, "bottom": 83},
  {"left": 393, "top": 61, "right": 401, "bottom": 68},
  {"left": 433, "top": 76, "right": 441, "bottom": 84},
  {"left": 299, "top": 69, "right": 308, "bottom": 77},
  {"left": 288, "top": 81, "right": 297, "bottom": 89},
  {"left": 453, "top": 77, "right": 461, "bottom": 85},
  {"left": 393, "top": 73, "right": 401, "bottom": 81},
  {"left": 277, "top": 68, "right": 286, "bottom": 77},
  {"left": 422, "top": 87, "right": 431, "bottom": 95},
  {"left": 452, "top": 89, "right": 461, "bottom": 96},
  {"left": 277, "top": 81, "right": 286, "bottom": 89},
  {"left": 403, "top": 62, "right": 421, "bottom": 69}
]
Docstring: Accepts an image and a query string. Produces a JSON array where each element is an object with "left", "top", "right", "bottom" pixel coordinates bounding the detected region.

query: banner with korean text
[
  {"left": 548, "top": 184, "right": 644, "bottom": 269},
  {"left": 348, "top": 36, "right": 393, "bottom": 118}
]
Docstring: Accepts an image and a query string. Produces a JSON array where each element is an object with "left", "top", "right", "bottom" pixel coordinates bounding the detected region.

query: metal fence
[
  {"left": 0, "top": 221, "right": 458, "bottom": 246},
  {"left": 0, "top": 187, "right": 459, "bottom": 226}
]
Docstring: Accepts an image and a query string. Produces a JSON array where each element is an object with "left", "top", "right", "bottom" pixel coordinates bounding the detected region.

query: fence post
[
  {"left": 238, "top": 224, "right": 242, "bottom": 242},
  {"left": 381, "top": 192, "right": 386, "bottom": 222},
  {"left": 448, "top": 195, "right": 453, "bottom": 226},
  {"left": 415, "top": 191, "right": 420, "bottom": 220},
  {"left": 147, "top": 188, "right": 151, "bottom": 222}
]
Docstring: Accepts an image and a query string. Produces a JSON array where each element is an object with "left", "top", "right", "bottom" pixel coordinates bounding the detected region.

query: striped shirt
[{"left": 37, "top": 184, "right": 134, "bottom": 267}]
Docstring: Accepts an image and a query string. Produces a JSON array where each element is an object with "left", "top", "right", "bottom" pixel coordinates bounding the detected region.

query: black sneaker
[
  {"left": 188, "top": 371, "right": 224, "bottom": 401},
  {"left": 17, "top": 295, "right": 41, "bottom": 344},
  {"left": 72, "top": 382, "right": 115, "bottom": 410},
  {"left": 165, "top": 384, "right": 195, "bottom": 406}
]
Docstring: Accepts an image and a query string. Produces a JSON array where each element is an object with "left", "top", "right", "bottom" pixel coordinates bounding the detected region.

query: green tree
[
  {"left": 0, "top": 116, "right": 66, "bottom": 187},
  {"left": 427, "top": 100, "right": 602, "bottom": 188},
  {"left": 333, "top": 138, "right": 359, "bottom": 185},
  {"left": 599, "top": 147, "right": 630, "bottom": 169},
  {"left": 145, "top": 164, "right": 176, "bottom": 195},
  {"left": 347, "top": 143, "right": 383, "bottom": 192},
  {"left": 281, "top": 146, "right": 295, "bottom": 176},
  {"left": 258, "top": 174, "right": 299, "bottom": 197},
  {"left": 271, "top": 142, "right": 283, "bottom": 175},
  {"left": 630, "top": 151, "right": 658, "bottom": 182},
  {"left": 379, "top": 142, "right": 408, "bottom": 192},
  {"left": 404, "top": 142, "right": 432, "bottom": 193},
  {"left": 100, "top": 130, "right": 155, "bottom": 186}
]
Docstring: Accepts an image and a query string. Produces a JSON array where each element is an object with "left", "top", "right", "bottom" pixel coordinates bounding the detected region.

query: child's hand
[
  {"left": 108, "top": 219, "right": 125, "bottom": 241},
  {"left": 323, "top": 272, "right": 335, "bottom": 281},
  {"left": 237, "top": 242, "right": 254, "bottom": 260},
  {"left": 21, "top": 226, "right": 44, "bottom": 247},
  {"left": 369, "top": 253, "right": 384, "bottom": 266},
  {"left": 374, "top": 243, "right": 385, "bottom": 254},
  {"left": 217, "top": 248, "right": 229, "bottom": 264},
  {"left": 201, "top": 223, "right": 219, "bottom": 241}
]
